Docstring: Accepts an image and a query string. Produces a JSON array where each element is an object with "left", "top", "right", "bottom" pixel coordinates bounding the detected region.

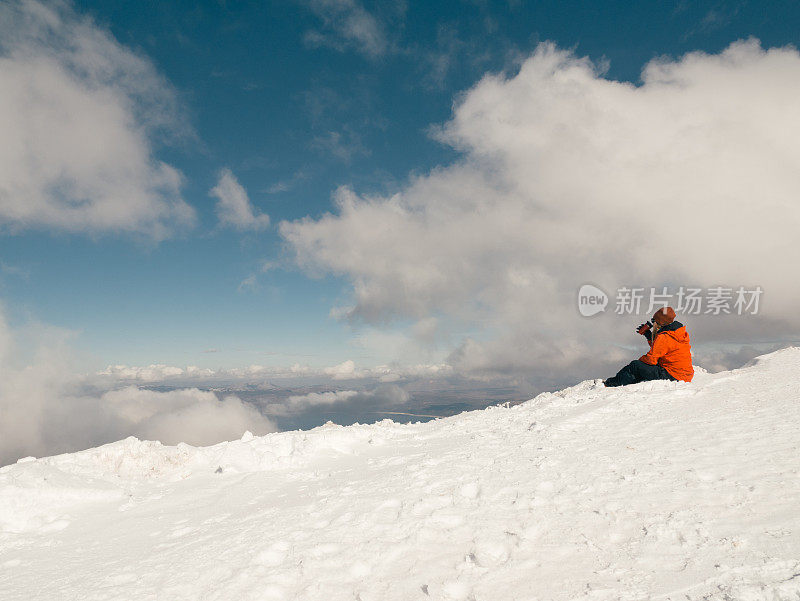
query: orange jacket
[{"left": 640, "top": 321, "right": 694, "bottom": 382}]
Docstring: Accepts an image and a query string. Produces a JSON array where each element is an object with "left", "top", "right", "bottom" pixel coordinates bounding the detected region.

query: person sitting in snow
[{"left": 604, "top": 306, "right": 694, "bottom": 387}]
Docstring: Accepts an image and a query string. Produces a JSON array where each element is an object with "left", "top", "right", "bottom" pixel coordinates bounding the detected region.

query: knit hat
[{"left": 653, "top": 306, "right": 676, "bottom": 325}]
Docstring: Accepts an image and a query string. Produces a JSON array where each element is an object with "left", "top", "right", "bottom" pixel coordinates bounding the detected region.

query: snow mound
[{"left": 2, "top": 348, "right": 800, "bottom": 600}]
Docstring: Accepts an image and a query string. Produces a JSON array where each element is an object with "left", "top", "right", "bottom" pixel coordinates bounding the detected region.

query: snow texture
[{"left": 2, "top": 348, "right": 800, "bottom": 600}]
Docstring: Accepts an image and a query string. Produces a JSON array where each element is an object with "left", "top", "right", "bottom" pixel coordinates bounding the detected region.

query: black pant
[{"left": 604, "top": 359, "right": 677, "bottom": 387}]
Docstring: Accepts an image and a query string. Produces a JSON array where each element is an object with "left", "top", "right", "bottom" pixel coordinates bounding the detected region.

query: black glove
[{"left": 636, "top": 321, "right": 653, "bottom": 342}]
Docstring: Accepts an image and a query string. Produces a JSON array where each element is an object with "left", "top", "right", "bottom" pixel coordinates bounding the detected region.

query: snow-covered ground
[{"left": 2, "top": 349, "right": 799, "bottom": 600}]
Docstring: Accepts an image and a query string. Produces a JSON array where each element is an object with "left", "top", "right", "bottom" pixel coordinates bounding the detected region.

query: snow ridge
[{"left": 2, "top": 348, "right": 800, "bottom": 600}]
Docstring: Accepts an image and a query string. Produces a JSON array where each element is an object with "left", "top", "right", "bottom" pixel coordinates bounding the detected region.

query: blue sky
[{"left": 1, "top": 0, "right": 799, "bottom": 376}]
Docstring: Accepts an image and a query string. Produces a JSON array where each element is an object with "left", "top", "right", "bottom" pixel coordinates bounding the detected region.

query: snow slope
[{"left": 2, "top": 349, "right": 800, "bottom": 601}]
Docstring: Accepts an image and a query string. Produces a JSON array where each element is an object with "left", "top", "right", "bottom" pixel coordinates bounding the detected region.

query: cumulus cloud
[
  {"left": 0, "top": 0, "right": 194, "bottom": 238},
  {"left": 286, "top": 389, "right": 359, "bottom": 408},
  {"left": 211, "top": 168, "right": 270, "bottom": 231},
  {"left": 0, "top": 309, "right": 275, "bottom": 466},
  {"left": 265, "top": 385, "right": 409, "bottom": 417},
  {"left": 324, "top": 359, "right": 356, "bottom": 379},
  {"left": 100, "top": 387, "right": 276, "bottom": 447},
  {"left": 95, "top": 360, "right": 450, "bottom": 389},
  {"left": 99, "top": 364, "right": 213, "bottom": 382},
  {"left": 98, "top": 362, "right": 304, "bottom": 385},
  {"left": 281, "top": 40, "right": 800, "bottom": 382},
  {"left": 300, "top": 0, "right": 390, "bottom": 58}
]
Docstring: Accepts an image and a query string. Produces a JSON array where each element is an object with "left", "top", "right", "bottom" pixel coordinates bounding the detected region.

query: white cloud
[
  {"left": 286, "top": 389, "right": 359, "bottom": 408},
  {"left": 0, "top": 0, "right": 194, "bottom": 238},
  {"left": 238, "top": 274, "right": 258, "bottom": 293},
  {"left": 211, "top": 168, "right": 270, "bottom": 231},
  {"left": 95, "top": 359, "right": 451, "bottom": 389},
  {"left": 0, "top": 309, "right": 275, "bottom": 466},
  {"left": 350, "top": 322, "right": 448, "bottom": 367},
  {"left": 324, "top": 359, "right": 356, "bottom": 379},
  {"left": 301, "top": 0, "right": 389, "bottom": 58},
  {"left": 101, "top": 387, "right": 276, "bottom": 447},
  {"left": 281, "top": 40, "right": 800, "bottom": 380},
  {"left": 98, "top": 363, "right": 301, "bottom": 383},
  {"left": 310, "top": 129, "right": 369, "bottom": 163},
  {"left": 99, "top": 364, "right": 199, "bottom": 382},
  {"left": 265, "top": 168, "right": 309, "bottom": 195},
  {"left": 267, "top": 385, "right": 409, "bottom": 416}
]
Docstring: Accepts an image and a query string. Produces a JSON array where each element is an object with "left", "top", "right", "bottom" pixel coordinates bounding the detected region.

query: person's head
[{"left": 653, "top": 306, "right": 676, "bottom": 326}]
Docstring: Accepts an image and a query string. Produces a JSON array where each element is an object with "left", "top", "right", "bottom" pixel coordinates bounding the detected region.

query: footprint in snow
[
  {"left": 349, "top": 561, "right": 371, "bottom": 578},
  {"left": 426, "top": 510, "right": 465, "bottom": 529},
  {"left": 458, "top": 482, "right": 481, "bottom": 500},
  {"left": 371, "top": 498, "right": 402, "bottom": 524},
  {"left": 410, "top": 494, "right": 452, "bottom": 517},
  {"left": 471, "top": 539, "right": 511, "bottom": 567},
  {"left": 253, "top": 541, "right": 290, "bottom": 567}
]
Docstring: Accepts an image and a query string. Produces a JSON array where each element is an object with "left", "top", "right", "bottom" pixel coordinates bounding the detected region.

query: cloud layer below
[
  {"left": 281, "top": 40, "right": 800, "bottom": 380},
  {"left": 0, "top": 310, "right": 276, "bottom": 466}
]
